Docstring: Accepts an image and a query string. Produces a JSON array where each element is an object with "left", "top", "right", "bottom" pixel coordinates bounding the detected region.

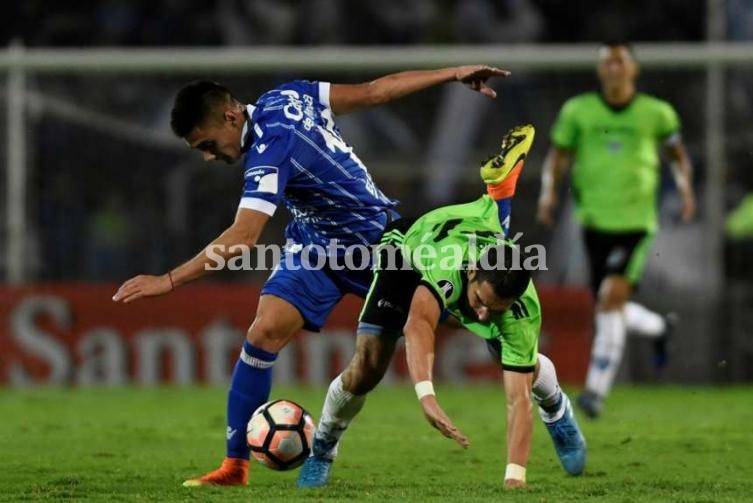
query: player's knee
[
  {"left": 597, "top": 277, "right": 631, "bottom": 310},
  {"left": 348, "top": 373, "right": 381, "bottom": 395},
  {"left": 245, "top": 319, "right": 296, "bottom": 353},
  {"left": 341, "top": 364, "right": 381, "bottom": 395},
  {"left": 341, "top": 344, "right": 390, "bottom": 395}
]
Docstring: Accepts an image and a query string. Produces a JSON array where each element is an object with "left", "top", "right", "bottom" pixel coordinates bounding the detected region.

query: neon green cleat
[{"left": 479, "top": 124, "right": 536, "bottom": 185}]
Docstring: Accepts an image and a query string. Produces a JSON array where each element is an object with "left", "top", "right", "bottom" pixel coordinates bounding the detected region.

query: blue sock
[
  {"left": 226, "top": 341, "right": 277, "bottom": 459},
  {"left": 496, "top": 197, "right": 512, "bottom": 235}
]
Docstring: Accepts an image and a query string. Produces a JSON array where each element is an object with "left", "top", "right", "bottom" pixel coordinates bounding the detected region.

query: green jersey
[
  {"left": 401, "top": 195, "right": 540, "bottom": 371},
  {"left": 551, "top": 92, "right": 680, "bottom": 232}
]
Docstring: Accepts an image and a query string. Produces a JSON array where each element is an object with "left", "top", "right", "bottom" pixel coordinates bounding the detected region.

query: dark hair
[
  {"left": 600, "top": 40, "right": 636, "bottom": 58},
  {"left": 475, "top": 244, "right": 531, "bottom": 300},
  {"left": 170, "top": 80, "right": 235, "bottom": 138}
]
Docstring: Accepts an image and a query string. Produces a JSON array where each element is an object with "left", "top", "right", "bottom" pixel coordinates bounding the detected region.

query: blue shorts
[{"left": 261, "top": 249, "right": 373, "bottom": 332}]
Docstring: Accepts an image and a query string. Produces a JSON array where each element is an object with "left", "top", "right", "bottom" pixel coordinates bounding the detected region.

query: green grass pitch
[{"left": 1, "top": 385, "right": 751, "bottom": 502}]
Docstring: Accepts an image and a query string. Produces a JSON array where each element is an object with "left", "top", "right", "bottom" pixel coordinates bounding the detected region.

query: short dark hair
[
  {"left": 600, "top": 40, "right": 636, "bottom": 58},
  {"left": 170, "top": 80, "right": 235, "bottom": 138},
  {"left": 475, "top": 244, "right": 531, "bottom": 300}
]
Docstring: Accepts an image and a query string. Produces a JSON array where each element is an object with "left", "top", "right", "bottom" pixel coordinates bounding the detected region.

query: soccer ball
[{"left": 246, "top": 399, "right": 315, "bottom": 470}]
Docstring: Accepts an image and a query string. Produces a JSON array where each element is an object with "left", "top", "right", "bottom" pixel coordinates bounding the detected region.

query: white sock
[
  {"left": 314, "top": 374, "right": 366, "bottom": 459},
  {"left": 585, "top": 311, "right": 627, "bottom": 398},
  {"left": 623, "top": 302, "right": 666, "bottom": 338},
  {"left": 533, "top": 353, "right": 566, "bottom": 423}
]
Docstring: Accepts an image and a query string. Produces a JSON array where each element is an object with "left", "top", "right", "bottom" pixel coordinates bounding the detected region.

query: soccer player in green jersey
[
  {"left": 298, "top": 126, "right": 587, "bottom": 489},
  {"left": 536, "top": 42, "right": 696, "bottom": 418}
]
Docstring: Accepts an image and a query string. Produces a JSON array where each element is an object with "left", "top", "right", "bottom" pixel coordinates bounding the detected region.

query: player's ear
[
  {"left": 467, "top": 267, "right": 477, "bottom": 282},
  {"left": 224, "top": 109, "right": 239, "bottom": 125},
  {"left": 225, "top": 103, "right": 246, "bottom": 125}
]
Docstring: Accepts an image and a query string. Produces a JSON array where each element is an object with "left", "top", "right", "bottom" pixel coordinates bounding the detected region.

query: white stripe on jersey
[
  {"left": 290, "top": 159, "right": 389, "bottom": 230},
  {"left": 330, "top": 181, "right": 370, "bottom": 205},
  {"left": 290, "top": 158, "right": 324, "bottom": 184},
  {"left": 318, "top": 82, "right": 331, "bottom": 109},
  {"left": 345, "top": 208, "right": 386, "bottom": 231},
  {"left": 239, "top": 197, "right": 277, "bottom": 216}
]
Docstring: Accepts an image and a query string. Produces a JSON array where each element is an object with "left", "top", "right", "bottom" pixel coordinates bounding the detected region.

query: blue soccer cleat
[
  {"left": 296, "top": 437, "right": 336, "bottom": 488},
  {"left": 541, "top": 394, "right": 587, "bottom": 476},
  {"left": 653, "top": 312, "right": 678, "bottom": 372}
]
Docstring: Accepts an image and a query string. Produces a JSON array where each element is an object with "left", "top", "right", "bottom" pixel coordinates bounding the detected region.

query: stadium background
[{"left": 1, "top": 0, "right": 752, "bottom": 387}]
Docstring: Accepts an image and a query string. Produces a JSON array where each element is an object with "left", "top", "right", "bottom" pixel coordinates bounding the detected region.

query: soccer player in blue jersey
[{"left": 112, "top": 65, "right": 510, "bottom": 486}]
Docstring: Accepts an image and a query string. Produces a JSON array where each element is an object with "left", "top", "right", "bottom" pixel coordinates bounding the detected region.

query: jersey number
[{"left": 282, "top": 89, "right": 380, "bottom": 200}]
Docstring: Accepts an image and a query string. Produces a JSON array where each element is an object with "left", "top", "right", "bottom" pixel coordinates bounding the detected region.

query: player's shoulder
[
  {"left": 635, "top": 92, "right": 676, "bottom": 112},
  {"left": 558, "top": 92, "right": 600, "bottom": 117},
  {"left": 496, "top": 281, "right": 541, "bottom": 332},
  {"left": 563, "top": 92, "right": 600, "bottom": 108},
  {"left": 273, "top": 79, "right": 320, "bottom": 93},
  {"left": 254, "top": 80, "right": 316, "bottom": 105},
  {"left": 514, "top": 280, "right": 542, "bottom": 320}
]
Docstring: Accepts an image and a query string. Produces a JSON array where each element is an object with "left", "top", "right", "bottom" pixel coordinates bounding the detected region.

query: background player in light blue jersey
[{"left": 112, "top": 65, "right": 510, "bottom": 486}]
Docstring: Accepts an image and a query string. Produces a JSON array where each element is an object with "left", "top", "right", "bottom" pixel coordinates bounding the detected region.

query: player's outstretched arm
[
  {"left": 665, "top": 140, "right": 696, "bottom": 222},
  {"left": 501, "top": 369, "right": 534, "bottom": 489},
  {"left": 329, "top": 65, "right": 511, "bottom": 115},
  {"left": 404, "top": 286, "right": 469, "bottom": 449},
  {"left": 112, "top": 208, "right": 269, "bottom": 303},
  {"left": 536, "top": 146, "right": 571, "bottom": 226}
]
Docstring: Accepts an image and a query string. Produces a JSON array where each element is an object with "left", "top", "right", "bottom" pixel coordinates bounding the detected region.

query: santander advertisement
[{"left": 0, "top": 284, "right": 591, "bottom": 387}]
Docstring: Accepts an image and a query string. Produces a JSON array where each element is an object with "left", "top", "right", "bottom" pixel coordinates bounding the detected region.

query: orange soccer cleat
[{"left": 182, "top": 457, "right": 249, "bottom": 487}]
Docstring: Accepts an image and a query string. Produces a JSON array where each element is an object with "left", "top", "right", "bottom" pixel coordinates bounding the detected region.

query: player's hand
[
  {"left": 536, "top": 193, "right": 558, "bottom": 227},
  {"left": 504, "top": 478, "right": 527, "bottom": 489},
  {"left": 454, "top": 65, "right": 511, "bottom": 99},
  {"left": 419, "top": 396, "right": 469, "bottom": 448},
  {"left": 112, "top": 274, "right": 173, "bottom": 303},
  {"left": 680, "top": 190, "right": 697, "bottom": 223}
]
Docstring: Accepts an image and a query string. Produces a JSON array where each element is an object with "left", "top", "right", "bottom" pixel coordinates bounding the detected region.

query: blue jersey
[{"left": 239, "top": 80, "right": 397, "bottom": 253}]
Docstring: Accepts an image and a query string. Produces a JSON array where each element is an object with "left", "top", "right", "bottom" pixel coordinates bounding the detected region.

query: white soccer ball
[{"left": 246, "top": 399, "right": 315, "bottom": 470}]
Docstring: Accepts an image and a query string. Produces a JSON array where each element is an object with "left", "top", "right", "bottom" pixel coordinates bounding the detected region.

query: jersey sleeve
[
  {"left": 239, "top": 133, "right": 291, "bottom": 216},
  {"left": 656, "top": 100, "right": 681, "bottom": 142},
  {"left": 550, "top": 98, "right": 580, "bottom": 150},
  {"left": 496, "top": 281, "right": 541, "bottom": 372},
  {"left": 278, "top": 80, "right": 332, "bottom": 110}
]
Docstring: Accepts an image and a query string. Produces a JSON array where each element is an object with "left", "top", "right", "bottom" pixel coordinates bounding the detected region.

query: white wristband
[
  {"left": 504, "top": 463, "right": 526, "bottom": 482},
  {"left": 414, "top": 380, "right": 435, "bottom": 400}
]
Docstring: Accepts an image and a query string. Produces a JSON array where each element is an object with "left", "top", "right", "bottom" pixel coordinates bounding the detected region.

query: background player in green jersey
[
  {"left": 298, "top": 126, "right": 587, "bottom": 489},
  {"left": 536, "top": 42, "right": 696, "bottom": 418}
]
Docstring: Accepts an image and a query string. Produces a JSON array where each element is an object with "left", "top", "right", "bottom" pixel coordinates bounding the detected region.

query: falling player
[{"left": 298, "top": 125, "right": 587, "bottom": 489}]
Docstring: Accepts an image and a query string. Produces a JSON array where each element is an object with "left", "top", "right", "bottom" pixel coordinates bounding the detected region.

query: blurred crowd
[{"left": 6, "top": 0, "right": 706, "bottom": 47}]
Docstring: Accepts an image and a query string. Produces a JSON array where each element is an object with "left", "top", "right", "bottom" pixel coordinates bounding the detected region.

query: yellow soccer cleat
[{"left": 480, "top": 124, "right": 535, "bottom": 186}]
